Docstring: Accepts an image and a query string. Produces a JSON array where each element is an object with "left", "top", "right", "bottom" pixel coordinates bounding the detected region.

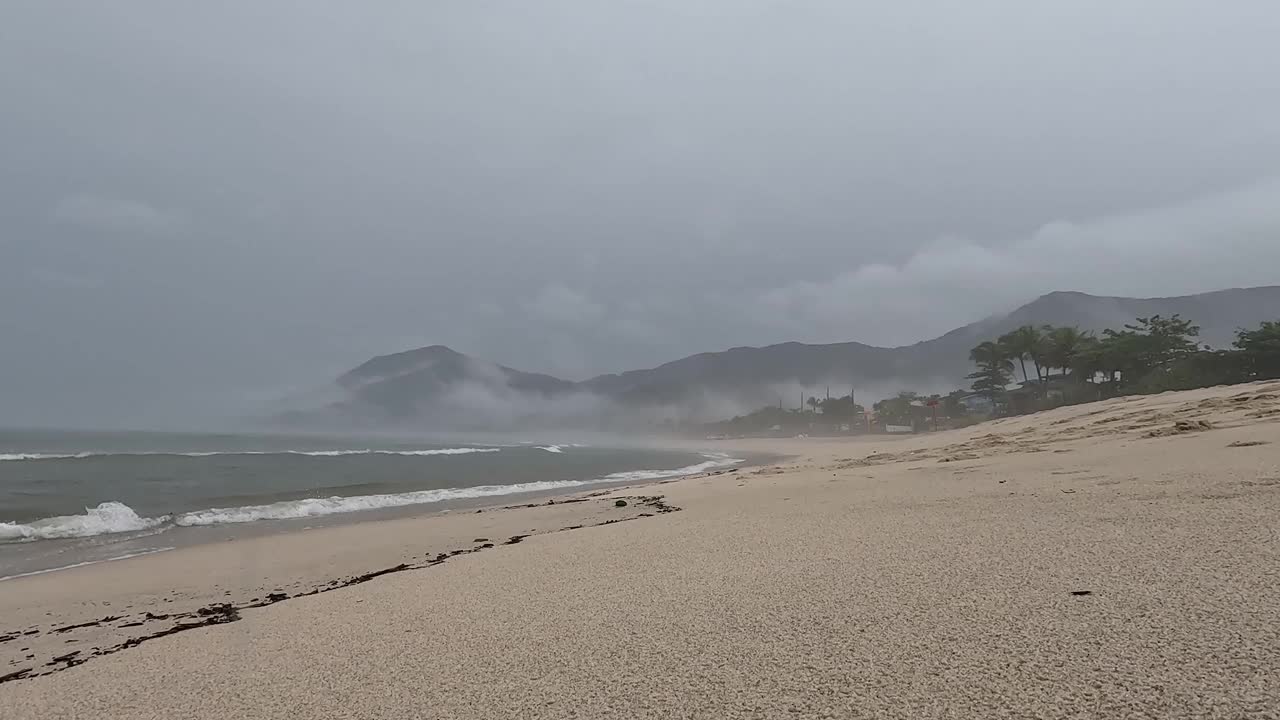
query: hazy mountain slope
[
  {"left": 583, "top": 342, "right": 899, "bottom": 402},
  {"left": 914, "top": 286, "right": 1280, "bottom": 376},
  {"left": 293, "top": 286, "right": 1280, "bottom": 427},
  {"left": 316, "top": 345, "right": 578, "bottom": 426},
  {"left": 584, "top": 286, "right": 1280, "bottom": 405},
  {"left": 339, "top": 345, "right": 573, "bottom": 396}
]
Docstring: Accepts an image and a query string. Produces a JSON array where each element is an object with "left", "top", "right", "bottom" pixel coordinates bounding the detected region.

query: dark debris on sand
[{"left": 1, "top": 494, "right": 682, "bottom": 685}]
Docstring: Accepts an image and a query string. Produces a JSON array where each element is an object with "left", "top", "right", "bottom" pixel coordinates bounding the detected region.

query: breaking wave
[
  {"left": 172, "top": 479, "right": 601, "bottom": 526},
  {"left": 0, "top": 453, "right": 743, "bottom": 542},
  {"left": 0, "top": 448, "right": 501, "bottom": 461},
  {"left": 536, "top": 444, "right": 591, "bottom": 453},
  {"left": 0, "top": 453, "right": 91, "bottom": 461},
  {"left": 0, "top": 502, "right": 166, "bottom": 541},
  {"left": 599, "top": 452, "right": 742, "bottom": 482}
]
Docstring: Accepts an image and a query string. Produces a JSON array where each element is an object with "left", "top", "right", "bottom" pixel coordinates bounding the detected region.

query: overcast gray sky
[{"left": 3, "top": 1, "right": 1280, "bottom": 427}]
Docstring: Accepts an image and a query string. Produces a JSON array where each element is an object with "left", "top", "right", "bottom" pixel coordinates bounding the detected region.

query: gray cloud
[
  {"left": 3, "top": 1, "right": 1280, "bottom": 428},
  {"left": 526, "top": 285, "right": 607, "bottom": 328},
  {"left": 744, "top": 180, "right": 1280, "bottom": 346},
  {"left": 51, "top": 194, "right": 181, "bottom": 235}
]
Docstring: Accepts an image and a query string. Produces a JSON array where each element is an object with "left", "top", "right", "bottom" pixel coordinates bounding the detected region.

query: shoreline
[
  {"left": 1, "top": 452, "right": 783, "bottom": 683},
  {"left": 4, "top": 381, "right": 1279, "bottom": 716},
  {"left": 0, "top": 447, "right": 776, "bottom": 578},
  {"left": 0, "top": 490, "right": 693, "bottom": 683}
]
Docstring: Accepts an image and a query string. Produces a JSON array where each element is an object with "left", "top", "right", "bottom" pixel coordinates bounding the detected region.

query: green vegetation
[
  {"left": 700, "top": 315, "right": 1280, "bottom": 438},
  {"left": 998, "top": 325, "right": 1046, "bottom": 383},
  {"left": 967, "top": 341, "right": 1014, "bottom": 406},
  {"left": 707, "top": 394, "right": 866, "bottom": 436},
  {"left": 873, "top": 391, "right": 924, "bottom": 426},
  {"left": 1234, "top": 320, "right": 1280, "bottom": 380},
  {"left": 1042, "top": 325, "right": 1092, "bottom": 379},
  {"left": 967, "top": 315, "right": 1280, "bottom": 415}
]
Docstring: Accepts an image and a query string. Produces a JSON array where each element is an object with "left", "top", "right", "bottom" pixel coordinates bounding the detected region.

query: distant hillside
[
  {"left": 919, "top": 286, "right": 1280, "bottom": 358},
  {"left": 300, "top": 345, "right": 579, "bottom": 428},
  {"left": 282, "top": 286, "right": 1280, "bottom": 428},
  {"left": 583, "top": 286, "right": 1280, "bottom": 410},
  {"left": 337, "top": 345, "right": 573, "bottom": 399}
]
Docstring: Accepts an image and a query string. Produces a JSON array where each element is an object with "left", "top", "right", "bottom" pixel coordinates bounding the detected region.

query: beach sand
[{"left": 3, "top": 380, "right": 1279, "bottom": 718}]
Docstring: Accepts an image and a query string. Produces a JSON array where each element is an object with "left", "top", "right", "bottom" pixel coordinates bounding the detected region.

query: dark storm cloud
[{"left": 3, "top": 1, "right": 1280, "bottom": 427}]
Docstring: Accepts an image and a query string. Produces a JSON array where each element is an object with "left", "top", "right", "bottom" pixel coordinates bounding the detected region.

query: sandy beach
[{"left": 3, "top": 380, "right": 1279, "bottom": 718}]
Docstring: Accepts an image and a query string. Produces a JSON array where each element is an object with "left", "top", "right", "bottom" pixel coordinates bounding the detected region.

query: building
[{"left": 959, "top": 393, "right": 995, "bottom": 415}]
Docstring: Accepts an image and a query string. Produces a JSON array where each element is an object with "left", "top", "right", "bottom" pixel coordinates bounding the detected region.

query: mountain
[
  {"left": 284, "top": 286, "right": 1280, "bottom": 428},
  {"left": 337, "top": 345, "right": 573, "bottom": 400},
  {"left": 582, "top": 286, "right": 1280, "bottom": 410},
  {"left": 920, "top": 285, "right": 1280, "bottom": 356},
  {"left": 295, "top": 345, "right": 578, "bottom": 428}
]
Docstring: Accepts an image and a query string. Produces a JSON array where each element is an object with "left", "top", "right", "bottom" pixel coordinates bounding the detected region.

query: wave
[
  {"left": 172, "top": 479, "right": 603, "bottom": 526},
  {"left": 1, "top": 451, "right": 743, "bottom": 542},
  {"left": 600, "top": 452, "right": 743, "bottom": 482},
  {"left": 537, "top": 443, "right": 590, "bottom": 453},
  {"left": 276, "top": 448, "right": 502, "bottom": 457},
  {"left": 0, "top": 452, "right": 91, "bottom": 461},
  {"left": 0, "top": 448, "right": 501, "bottom": 461},
  {"left": 0, "top": 502, "right": 166, "bottom": 541}
]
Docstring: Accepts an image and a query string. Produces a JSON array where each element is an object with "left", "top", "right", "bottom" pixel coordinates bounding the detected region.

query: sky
[{"left": 3, "top": 1, "right": 1280, "bottom": 428}]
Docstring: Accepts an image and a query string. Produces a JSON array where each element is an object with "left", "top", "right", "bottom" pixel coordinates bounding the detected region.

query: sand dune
[{"left": 3, "top": 380, "right": 1280, "bottom": 718}]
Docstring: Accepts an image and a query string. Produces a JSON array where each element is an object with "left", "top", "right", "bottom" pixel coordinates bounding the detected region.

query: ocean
[{"left": 0, "top": 429, "right": 744, "bottom": 578}]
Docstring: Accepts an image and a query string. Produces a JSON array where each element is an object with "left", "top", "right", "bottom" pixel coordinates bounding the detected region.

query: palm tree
[
  {"left": 999, "top": 325, "right": 1046, "bottom": 384},
  {"left": 1042, "top": 326, "right": 1093, "bottom": 378},
  {"left": 968, "top": 341, "right": 1007, "bottom": 368}
]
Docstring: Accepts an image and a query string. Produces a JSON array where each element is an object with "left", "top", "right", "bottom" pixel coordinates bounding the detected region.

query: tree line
[
  {"left": 706, "top": 393, "right": 868, "bottom": 435},
  {"left": 697, "top": 315, "right": 1280, "bottom": 436},
  {"left": 967, "top": 315, "right": 1280, "bottom": 412}
]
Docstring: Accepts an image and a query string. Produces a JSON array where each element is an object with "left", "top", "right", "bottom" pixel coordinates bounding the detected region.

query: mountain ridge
[{"left": 286, "top": 285, "right": 1280, "bottom": 428}]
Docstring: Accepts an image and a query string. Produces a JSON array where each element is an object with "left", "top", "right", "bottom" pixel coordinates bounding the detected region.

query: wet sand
[{"left": 3, "top": 380, "right": 1280, "bottom": 718}]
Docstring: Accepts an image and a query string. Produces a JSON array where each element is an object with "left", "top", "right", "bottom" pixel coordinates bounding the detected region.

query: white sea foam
[
  {"left": 537, "top": 443, "right": 589, "bottom": 453},
  {"left": 174, "top": 453, "right": 740, "bottom": 526},
  {"left": 0, "top": 502, "right": 168, "bottom": 541},
  {"left": 1, "top": 451, "right": 744, "bottom": 541},
  {"left": 0, "top": 453, "right": 90, "bottom": 461},
  {"left": 599, "top": 452, "right": 743, "bottom": 482},
  {"left": 172, "top": 479, "right": 603, "bottom": 526},
  {"left": 0, "top": 448, "right": 501, "bottom": 461},
  {"left": 277, "top": 448, "right": 502, "bottom": 457}
]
